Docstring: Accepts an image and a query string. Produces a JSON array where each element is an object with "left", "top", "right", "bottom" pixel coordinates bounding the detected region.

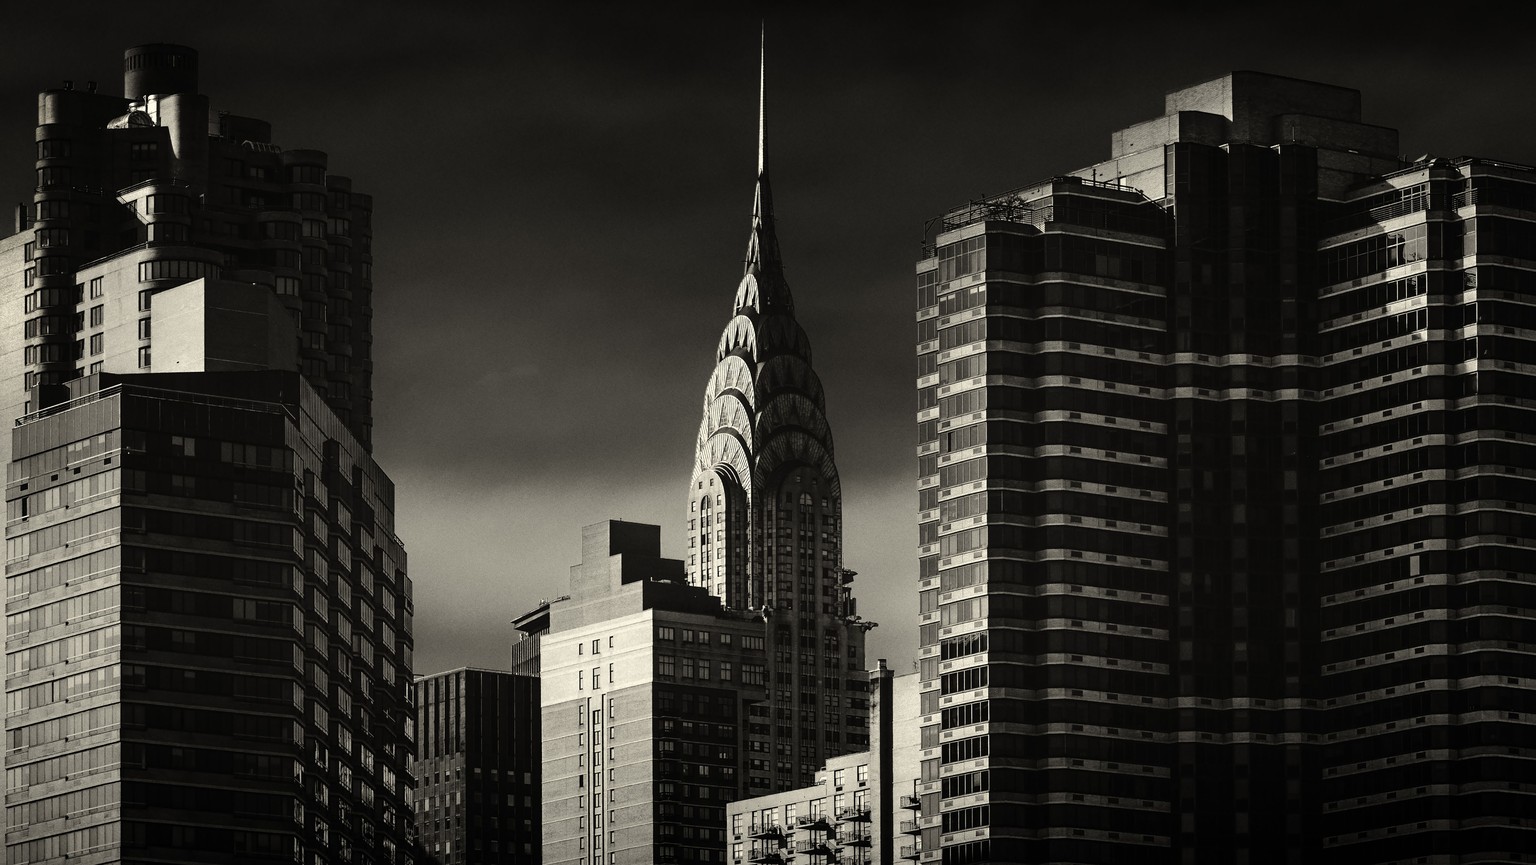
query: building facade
[
  {"left": 412, "top": 668, "right": 540, "bottom": 865},
  {"left": 533, "top": 521, "right": 772, "bottom": 865},
  {"left": 5, "top": 372, "right": 415, "bottom": 864},
  {"left": 915, "top": 72, "right": 1535, "bottom": 864},
  {"left": 686, "top": 59, "right": 872, "bottom": 794},
  {"left": 3, "top": 44, "right": 414, "bottom": 865}
]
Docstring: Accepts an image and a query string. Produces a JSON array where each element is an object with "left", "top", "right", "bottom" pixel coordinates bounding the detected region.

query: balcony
[
  {"left": 748, "top": 822, "right": 784, "bottom": 840},
  {"left": 899, "top": 818, "right": 921, "bottom": 835},
  {"left": 900, "top": 844, "right": 921, "bottom": 861},
  {"left": 747, "top": 851, "right": 784, "bottom": 865},
  {"left": 795, "top": 813, "right": 832, "bottom": 831},
  {"left": 899, "top": 794, "right": 921, "bottom": 810},
  {"left": 836, "top": 829, "right": 872, "bottom": 847},
  {"left": 793, "top": 837, "right": 836, "bottom": 856},
  {"left": 835, "top": 806, "right": 871, "bottom": 823}
]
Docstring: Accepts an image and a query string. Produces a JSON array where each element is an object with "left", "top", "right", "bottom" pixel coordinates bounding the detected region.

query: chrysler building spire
[
  {"left": 742, "top": 27, "right": 786, "bottom": 309},
  {"left": 757, "top": 24, "right": 766, "bottom": 177},
  {"left": 684, "top": 34, "right": 868, "bottom": 790}
]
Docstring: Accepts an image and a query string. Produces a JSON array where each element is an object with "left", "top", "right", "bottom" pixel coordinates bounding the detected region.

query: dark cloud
[{"left": 6, "top": 3, "right": 1535, "bottom": 675}]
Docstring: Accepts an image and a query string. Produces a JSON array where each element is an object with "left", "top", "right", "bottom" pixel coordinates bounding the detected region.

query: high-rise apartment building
[
  {"left": 6, "top": 372, "right": 415, "bottom": 864},
  {"left": 412, "top": 668, "right": 540, "bottom": 865},
  {"left": 533, "top": 520, "right": 772, "bottom": 865},
  {"left": 915, "top": 72, "right": 1534, "bottom": 864},
  {"left": 686, "top": 54, "right": 872, "bottom": 793},
  {"left": 3, "top": 45, "right": 413, "bottom": 865}
]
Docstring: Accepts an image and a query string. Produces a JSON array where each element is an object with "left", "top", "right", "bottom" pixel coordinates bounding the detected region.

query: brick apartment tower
[{"left": 914, "top": 72, "right": 1535, "bottom": 864}]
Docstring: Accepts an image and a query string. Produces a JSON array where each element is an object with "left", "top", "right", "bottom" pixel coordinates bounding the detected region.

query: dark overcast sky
[{"left": 4, "top": 2, "right": 1534, "bottom": 676}]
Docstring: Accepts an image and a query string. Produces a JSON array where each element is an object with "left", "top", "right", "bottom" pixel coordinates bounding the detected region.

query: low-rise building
[{"left": 727, "top": 665, "right": 922, "bottom": 865}]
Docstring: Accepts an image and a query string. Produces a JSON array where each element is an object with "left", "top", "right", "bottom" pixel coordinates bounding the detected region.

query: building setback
[
  {"left": 531, "top": 521, "right": 771, "bottom": 865},
  {"left": 4, "top": 43, "right": 375, "bottom": 461},
  {"left": 412, "top": 668, "right": 540, "bottom": 865},
  {"left": 686, "top": 50, "right": 873, "bottom": 795},
  {"left": 3, "top": 44, "right": 415, "bottom": 865},
  {"left": 914, "top": 72, "right": 1535, "bottom": 864}
]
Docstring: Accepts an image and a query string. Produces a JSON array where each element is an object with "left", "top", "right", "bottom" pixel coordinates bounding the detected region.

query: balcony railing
[
  {"left": 899, "top": 818, "right": 921, "bottom": 835},
  {"left": 793, "top": 837, "right": 835, "bottom": 855},
  {"left": 900, "top": 844, "right": 921, "bottom": 861},
  {"left": 899, "top": 794, "right": 921, "bottom": 810},
  {"left": 835, "top": 806, "right": 871, "bottom": 823},
  {"left": 746, "top": 852, "right": 783, "bottom": 865},
  {"left": 795, "top": 813, "right": 831, "bottom": 831},
  {"left": 748, "top": 822, "right": 783, "bottom": 839},
  {"left": 836, "top": 829, "right": 872, "bottom": 847}
]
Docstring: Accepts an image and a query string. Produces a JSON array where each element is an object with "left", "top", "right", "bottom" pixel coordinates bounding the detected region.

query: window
[
  {"left": 592, "top": 639, "right": 601, "bottom": 655},
  {"left": 89, "top": 277, "right": 103, "bottom": 298},
  {"left": 657, "top": 626, "right": 674, "bottom": 641},
  {"left": 138, "top": 290, "right": 153, "bottom": 311},
  {"left": 89, "top": 333, "right": 103, "bottom": 356},
  {"left": 138, "top": 259, "right": 219, "bottom": 283},
  {"left": 137, "top": 346, "right": 151, "bottom": 369},
  {"left": 138, "top": 318, "right": 151, "bottom": 340}
]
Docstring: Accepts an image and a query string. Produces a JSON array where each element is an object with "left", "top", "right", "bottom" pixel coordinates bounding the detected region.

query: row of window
[
  {"left": 5, "top": 623, "right": 119, "bottom": 675},
  {"left": 6, "top": 664, "right": 119, "bottom": 716},
  {"left": 8, "top": 467, "right": 119, "bottom": 519}
]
